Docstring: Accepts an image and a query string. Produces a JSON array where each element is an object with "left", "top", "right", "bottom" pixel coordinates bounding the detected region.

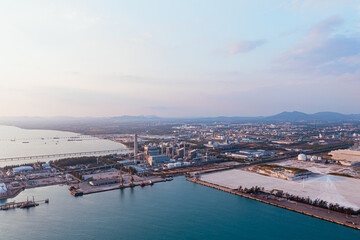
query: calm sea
[
  {"left": 0, "top": 125, "right": 129, "bottom": 167},
  {"left": 0, "top": 177, "right": 359, "bottom": 240}
]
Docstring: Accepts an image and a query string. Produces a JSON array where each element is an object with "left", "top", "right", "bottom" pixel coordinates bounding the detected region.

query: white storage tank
[
  {"left": 174, "top": 162, "right": 182, "bottom": 167},
  {"left": 0, "top": 183, "right": 7, "bottom": 194},
  {"left": 311, "top": 156, "right": 318, "bottom": 161},
  {"left": 298, "top": 154, "right": 307, "bottom": 161}
]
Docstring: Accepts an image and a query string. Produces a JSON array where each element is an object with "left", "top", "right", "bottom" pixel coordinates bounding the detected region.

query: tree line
[{"left": 237, "top": 185, "right": 360, "bottom": 215}]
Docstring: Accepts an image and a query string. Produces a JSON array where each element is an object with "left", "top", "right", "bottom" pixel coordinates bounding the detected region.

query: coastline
[{"left": 187, "top": 178, "right": 360, "bottom": 231}]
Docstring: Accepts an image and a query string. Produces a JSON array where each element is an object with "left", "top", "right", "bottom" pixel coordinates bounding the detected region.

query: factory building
[
  {"left": 176, "top": 148, "right": 185, "bottom": 158},
  {"left": 188, "top": 149, "right": 198, "bottom": 159},
  {"left": 148, "top": 155, "right": 170, "bottom": 166},
  {"left": 166, "top": 147, "right": 174, "bottom": 157},
  {"left": 12, "top": 166, "right": 33, "bottom": 173},
  {"left": 145, "top": 146, "right": 160, "bottom": 156}
]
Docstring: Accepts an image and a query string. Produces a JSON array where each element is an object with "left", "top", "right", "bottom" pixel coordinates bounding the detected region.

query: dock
[{"left": 69, "top": 176, "right": 171, "bottom": 196}]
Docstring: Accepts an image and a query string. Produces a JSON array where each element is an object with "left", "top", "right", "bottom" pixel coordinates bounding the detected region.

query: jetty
[{"left": 0, "top": 197, "right": 49, "bottom": 210}]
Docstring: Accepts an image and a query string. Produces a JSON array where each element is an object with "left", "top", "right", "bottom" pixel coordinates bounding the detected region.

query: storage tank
[
  {"left": 298, "top": 154, "right": 307, "bottom": 161},
  {"left": 311, "top": 156, "right": 318, "bottom": 161},
  {"left": 167, "top": 163, "right": 175, "bottom": 168},
  {"left": 0, "top": 183, "right": 7, "bottom": 194},
  {"left": 174, "top": 162, "right": 182, "bottom": 167}
]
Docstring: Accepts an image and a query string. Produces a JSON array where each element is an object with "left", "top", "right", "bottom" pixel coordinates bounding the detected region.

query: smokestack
[
  {"left": 134, "top": 134, "right": 138, "bottom": 163},
  {"left": 184, "top": 142, "right": 186, "bottom": 160}
]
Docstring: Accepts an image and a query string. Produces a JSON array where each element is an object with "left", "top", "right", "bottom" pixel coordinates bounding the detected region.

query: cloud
[
  {"left": 229, "top": 40, "right": 266, "bottom": 54},
  {"left": 130, "top": 32, "right": 153, "bottom": 43},
  {"left": 146, "top": 106, "right": 172, "bottom": 111},
  {"left": 278, "top": 16, "right": 360, "bottom": 76}
]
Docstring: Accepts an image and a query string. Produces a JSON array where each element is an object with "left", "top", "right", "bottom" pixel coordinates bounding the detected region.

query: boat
[{"left": 70, "top": 190, "right": 83, "bottom": 197}]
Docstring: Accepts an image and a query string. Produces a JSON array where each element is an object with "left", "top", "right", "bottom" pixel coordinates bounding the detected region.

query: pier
[
  {"left": 0, "top": 149, "right": 129, "bottom": 162},
  {"left": 0, "top": 197, "right": 49, "bottom": 210}
]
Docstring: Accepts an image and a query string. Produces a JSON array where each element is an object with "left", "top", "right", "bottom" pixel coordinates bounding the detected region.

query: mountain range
[
  {"left": 264, "top": 111, "right": 360, "bottom": 121},
  {"left": 1, "top": 111, "right": 360, "bottom": 124}
]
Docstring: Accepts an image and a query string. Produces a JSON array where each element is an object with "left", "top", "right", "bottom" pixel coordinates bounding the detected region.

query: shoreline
[{"left": 187, "top": 178, "right": 360, "bottom": 231}]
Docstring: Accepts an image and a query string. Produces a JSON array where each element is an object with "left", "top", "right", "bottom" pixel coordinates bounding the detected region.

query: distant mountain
[
  {"left": 265, "top": 111, "right": 309, "bottom": 121},
  {"left": 265, "top": 111, "right": 360, "bottom": 121},
  {"left": 1, "top": 112, "right": 360, "bottom": 131}
]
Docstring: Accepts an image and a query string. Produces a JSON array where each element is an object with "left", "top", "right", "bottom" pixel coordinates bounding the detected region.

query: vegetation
[
  {"left": 328, "top": 172, "right": 354, "bottom": 178},
  {"left": 50, "top": 155, "right": 117, "bottom": 169},
  {"left": 51, "top": 156, "right": 98, "bottom": 167},
  {"left": 237, "top": 185, "right": 360, "bottom": 215},
  {"left": 238, "top": 186, "right": 264, "bottom": 194},
  {"left": 254, "top": 164, "right": 309, "bottom": 174},
  {"left": 2, "top": 162, "right": 45, "bottom": 171},
  {"left": 290, "top": 142, "right": 353, "bottom": 153}
]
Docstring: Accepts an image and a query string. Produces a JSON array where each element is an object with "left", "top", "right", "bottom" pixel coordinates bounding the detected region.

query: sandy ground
[{"left": 201, "top": 169, "right": 360, "bottom": 210}]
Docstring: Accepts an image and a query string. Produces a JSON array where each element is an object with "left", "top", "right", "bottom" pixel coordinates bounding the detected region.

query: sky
[{"left": 0, "top": 0, "right": 360, "bottom": 117}]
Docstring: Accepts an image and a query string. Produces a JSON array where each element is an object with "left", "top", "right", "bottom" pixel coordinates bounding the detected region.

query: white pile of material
[{"left": 202, "top": 169, "right": 360, "bottom": 210}]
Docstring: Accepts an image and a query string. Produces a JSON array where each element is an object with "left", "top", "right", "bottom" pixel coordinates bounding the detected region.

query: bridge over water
[{"left": 0, "top": 149, "right": 130, "bottom": 162}]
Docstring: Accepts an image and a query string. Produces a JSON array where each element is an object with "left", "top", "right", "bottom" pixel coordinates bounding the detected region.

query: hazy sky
[{"left": 1, "top": 0, "right": 360, "bottom": 117}]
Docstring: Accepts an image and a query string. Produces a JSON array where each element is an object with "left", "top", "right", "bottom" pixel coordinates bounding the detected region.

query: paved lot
[{"left": 276, "top": 159, "right": 360, "bottom": 177}]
